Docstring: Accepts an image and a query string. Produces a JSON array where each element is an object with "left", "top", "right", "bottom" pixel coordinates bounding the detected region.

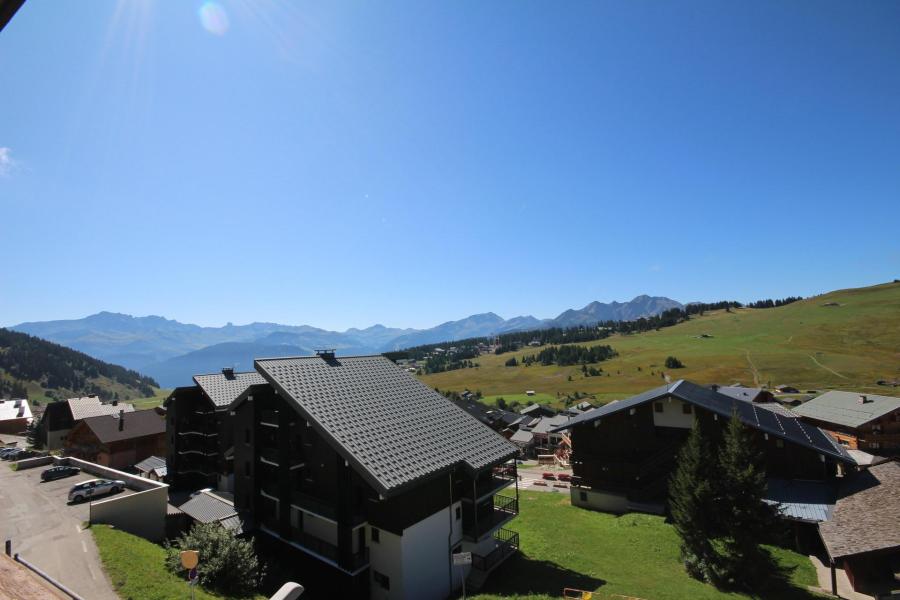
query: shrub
[
  {"left": 665, "top": 356, "right": 685, "bottom": 369},
  {"left": 505, "top": 357, "right": 518, "bottom": 367},
  {"left": 164, "top": 523, "right": 261, "bottom": 596}
]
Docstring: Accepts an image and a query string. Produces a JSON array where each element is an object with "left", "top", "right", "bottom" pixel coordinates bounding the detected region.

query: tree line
[
  {"left": 745, "top": 296, "right": 802, "bottom": 309},
  {"left": 520, "top": 344, "right": 618, "bottom": 367},
  {"left": 0, "top": 328, "right": 158, "bottom": 399}
]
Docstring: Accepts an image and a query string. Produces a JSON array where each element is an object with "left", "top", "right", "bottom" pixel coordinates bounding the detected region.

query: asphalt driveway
[{"left": 0, "top": 464, "right": 131, "bottom": 600}]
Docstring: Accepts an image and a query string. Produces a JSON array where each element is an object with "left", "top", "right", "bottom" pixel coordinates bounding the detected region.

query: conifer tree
[
  {"left": 717, "top": 412, "right": 778, "bottom": 585},
  {"left": 669, "top": 420, "right": 719, "bottom": 582}
]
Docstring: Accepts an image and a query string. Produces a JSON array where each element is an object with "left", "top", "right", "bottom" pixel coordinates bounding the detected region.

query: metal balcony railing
[
  {"left": 471, "top": 528, "right": 519, "bottom": 573},
  {"left": 463, "top": 495, "right": 518, "bottom": 539}
]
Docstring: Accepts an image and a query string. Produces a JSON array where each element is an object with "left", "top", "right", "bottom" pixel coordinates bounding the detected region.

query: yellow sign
[
  {"left": 180, "top": 550, "right": 199, "bottom": 569},
  {"left": 581, "top": 593, "right": 592, "bottom": 600}
]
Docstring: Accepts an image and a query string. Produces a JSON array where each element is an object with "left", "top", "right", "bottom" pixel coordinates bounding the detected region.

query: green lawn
[
  {"left": 424, "top": 281, "right": 900, "bottom": 408},
  {"left": 483, "top": 393, "right": 558, "bottom": 408},
  {"left": 472, "top": 491, "right": 821, "bottom": 600},
  {"left": 91, "top": 525, "right": 264, "bottom": 600},
  {"left": 130, "top": 388, "right": 171, "bottom": 410}
]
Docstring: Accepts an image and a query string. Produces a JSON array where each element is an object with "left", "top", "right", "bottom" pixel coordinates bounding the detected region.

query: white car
[{"left": 68, "top": 478, "right": 126, "bottom": 503}]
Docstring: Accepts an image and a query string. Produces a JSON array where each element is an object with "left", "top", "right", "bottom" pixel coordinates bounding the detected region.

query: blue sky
[{"left": 1, "top": 1, "right": 899, "bottom": 330}]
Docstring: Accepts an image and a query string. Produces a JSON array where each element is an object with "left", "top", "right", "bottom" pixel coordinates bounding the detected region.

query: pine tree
[
  {"left": 716, "top": 412, "right": 778, "bottom": 585},
  {"left": 669, "top": 420, "right": 720, "bottom": 582}
]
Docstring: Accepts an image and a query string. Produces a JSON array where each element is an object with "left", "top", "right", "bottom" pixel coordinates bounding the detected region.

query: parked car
[
  {"left": 542, "top": 472, "right": 556, "bottom": 480},
  {"left": 0, "top": 448, "right": 19, "bottom": 459},
  {"left": 557, "top": 473, "right": 572, "bottom": 482},
  {"left": 68, "top": 479, "right": 126, "bottom": 503},
  {"left": 41, "top": 465, "right": 81, "bottom": 481},
  {"left": 1, "top": 448, "right": 25, "bottom": 461}
]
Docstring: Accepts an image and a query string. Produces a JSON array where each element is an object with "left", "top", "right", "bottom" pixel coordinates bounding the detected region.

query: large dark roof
[
  {"left": 553, "top": 380, "right": 851, "bottom": 462},
  {"left": 246, "top": 355, "right": 518, "bottom": 497},
  {"left": 194, "top": 371, "right": 267, "bottom": 408},
  {"left": 80, "top": 409, "right": 165, "bottom": 444},
  {"left": 819, "top": 460, "right": 900, "bottom": 559}
]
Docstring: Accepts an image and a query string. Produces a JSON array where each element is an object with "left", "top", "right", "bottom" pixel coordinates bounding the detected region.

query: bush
[
  {"left": 164, "top": 523, "right": 261, "bottom": 596},
  {"left": 505, "top": 357, "right": 518, "bottom": 367},
  {"left": 665, "top": 356, "right": 685, "bottom": 369}
]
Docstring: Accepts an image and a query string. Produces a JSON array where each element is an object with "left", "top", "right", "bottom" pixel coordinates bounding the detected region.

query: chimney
[
  {"left": 222, "top": 367, "right": 235, "bottom": 380},
  {"left": 118, "top": 409, "right": 125, "bottom": 431},
  {"left": 316, "top": 349, "right": 336, "bottom": 360},
  {"left": 858, "top": 395, "right": 868, "bottom": 404},
  {"left": 112, "top": 399, "right": 118, "bottom": 406},
  {"left": 710, "top": 384, "right": 720, "bottom": 392}
]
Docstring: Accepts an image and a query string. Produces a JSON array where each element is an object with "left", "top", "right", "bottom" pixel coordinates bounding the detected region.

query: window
[
  {"left": 682, "top": 403, "right": 693, "bottom": 415},
  {"left": 245, "top": 429, "right": 250, "bottom": 444},
  {"left": 373, "top": 570, "right": 390, "bottom": 590},
  {"left": 580, "top": 491, "right": 588, "bottom": 502},
  {"left": 453, "top": 545, "right": 462, "bottom": 554},
  {"left": 371, "top": 527, "right": 380, "bottom": 543},
  {"left": 775, "top": 439, "right": 784, "bottom": 448},
  {"left": 455, "top": 506, "right": 461, "bottom": 520},
  {"left": 654, "top": 403, "right": 663, "bottom": 413}
]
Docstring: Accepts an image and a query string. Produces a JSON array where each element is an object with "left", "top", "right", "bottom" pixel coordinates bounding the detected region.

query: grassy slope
[
  {"left": 91, "top": 524, "right": 264, "bottom": 600},
  {"left": 423, "top": 282, "right": 900, "bottom": 406},
  {"left": 473, "top": 491, "right": 820, "bottom": 600}
]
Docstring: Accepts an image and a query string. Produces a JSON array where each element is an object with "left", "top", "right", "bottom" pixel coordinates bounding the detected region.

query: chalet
[
  {"left": 39, "top": 395, "right": 135, "bottom": 450},
  {"left": 554, "top": 380, "right": 853, "bottom": 515},
  {"left": 0, "top": 398, "right": 32, "bottom": 435},
  {"left": 793, "top": 390, "right": 900, "bottom": 454},
  {"left": 818, "top": 460, "right": 900, "bottom": 596},
  {"left": 519, "top": 403, "right": 556, "bottom": 418},
  {"left": 176, "top": 352, "right": 521, "bottom": 599},
  {"left": 178, "top": 489, "right": 243, "bottom": 534},
  {"left": 65, "top": 409, "right": 166, "bottom": 470},
  {"left": 165, "top": 368, "right": 267, "bottom": 492},
  {"left": 135, "top": 455, "right": 167, "bottom": 481}
]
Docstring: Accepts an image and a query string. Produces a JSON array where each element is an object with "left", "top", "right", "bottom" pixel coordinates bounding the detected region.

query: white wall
[
  {"left": 651, "top": 397, "right": 694, "bottom": 429},
  {"left": 368, "top": 501, "right": 460, "bottom": 600},
  {"left": 570, "top": 487, "right": 629, "bottom": 514}
]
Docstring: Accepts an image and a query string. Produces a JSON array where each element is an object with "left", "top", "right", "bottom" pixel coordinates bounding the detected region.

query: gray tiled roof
[
  {"left": 764, "top": 478, "right": 835, "bottom": 523},
  {"left": 179, "top": 491, "right": 237, "bottom": 524},
  {"left": 819, "top": 460, "right": 900, "bottom": 559},
  {"left": 253, "top": 355, "right": 518, "bottom": 496},
  {"left": 553, "top": 380, "right": 852, "bottom": 463},
  {"left": 67, "top": 396, "right": 134, "bottom": 421},
  {"left": 134, "top": 455, "right": 166, "bottom": 473},
  {"left": 715, "top": 386, "right": 767, "bottom": 403},
  {"left": 510, "top": 429, "right": 534, "bottom": 445},
  {"left": 194, "top": 371, "right": 267, "bottom": 408},
  {"left": 793, "top": 390, "right": 900, "bottom": 429},
  {"left": 80, "top": 409, "right": 165, "bottom": 444}
]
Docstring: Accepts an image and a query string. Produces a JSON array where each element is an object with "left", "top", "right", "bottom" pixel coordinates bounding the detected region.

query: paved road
[
  {"left": 517, "top": 466, "right": 574, "bottom": 493},
  {"left": 0, "top": 465, "right": 130, "bottom": 600}
]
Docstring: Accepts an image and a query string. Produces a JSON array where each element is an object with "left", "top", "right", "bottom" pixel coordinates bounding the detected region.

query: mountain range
[{"left": 11, "top": 295, "right": 682, "bottom": 387}]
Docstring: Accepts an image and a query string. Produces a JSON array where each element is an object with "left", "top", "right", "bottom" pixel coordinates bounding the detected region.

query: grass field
[
  {"left": 482, "top": 393, "right": 557, "bottom": 408},
  {"left": 471, "top": 491, "right": 821, "bottom": 600},
  {"left": 91, "top": 524, "right": 264, "bottom": 600},
  {"left": 423, "top": 282, "right": 900, "bottom": 408}
]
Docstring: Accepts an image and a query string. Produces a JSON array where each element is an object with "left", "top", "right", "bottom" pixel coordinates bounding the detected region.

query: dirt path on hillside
[
  {"left": 741, "top": 350, "right": 761, "bottom": 386},
  {"left": 808, "top": 354, "right": 849, "bottom": 379}
]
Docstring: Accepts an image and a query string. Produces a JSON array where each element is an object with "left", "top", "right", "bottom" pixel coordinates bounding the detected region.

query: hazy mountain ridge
[{"left": 12, "top": 296, "right": 683, "bottom": 387}]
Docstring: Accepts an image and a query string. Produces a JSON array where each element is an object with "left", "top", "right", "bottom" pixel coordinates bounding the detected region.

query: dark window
[
  {"left": 245, "top": 429, "right": 250, "bottom": 444},
  {"left": 453, "top": 545, "right": 462, "bottom": 554},
  {"left": 373, "top": 570, "right": 390, "bottom": 590},
  {"left": 580, "top": 491, "right": 588, "bottom": 502},
  {"left": 371, "top": 527, "right": 380, "bottom": 543},
  {"left": 455, "top": 506, "right": 461, "bottom": 520},
  {"left": 654, "top": 403, "right": 663, "bottom": 413},
  {"left": 682, "top": 403, "right": 693, "bottom": 415}
]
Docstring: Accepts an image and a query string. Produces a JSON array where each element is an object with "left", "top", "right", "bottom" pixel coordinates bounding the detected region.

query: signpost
[
  {"left": 452, "top": 552, "right": 472, "bottom": 600},
  {"left": 180, "top": 550, "right": 199, "bottom": 600}
]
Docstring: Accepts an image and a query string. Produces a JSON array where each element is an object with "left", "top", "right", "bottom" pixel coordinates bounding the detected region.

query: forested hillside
[{"left": 0, "top": 328, "right": 159, "bottom": 403}]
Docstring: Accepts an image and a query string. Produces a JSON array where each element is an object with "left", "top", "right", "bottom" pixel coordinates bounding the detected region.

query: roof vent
[
  {"left": 118, "top": 409, "right": 125, "bottom": 431},
  {"left": 710, "top": 384, "right": 720, "bottom": 392},
  {"left": 858, "top": 395, "right": 868, "bottom": 404},
  {"left": 222, "top": 367, "right": 235, "bottom": 380},
  {"left": 316, "top": 349, "right": 336, "bottom": 360}
]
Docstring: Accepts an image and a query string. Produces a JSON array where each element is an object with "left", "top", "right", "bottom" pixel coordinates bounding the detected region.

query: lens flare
[{"left": 198, "top": 2, "right": 230, "bottom": 36}]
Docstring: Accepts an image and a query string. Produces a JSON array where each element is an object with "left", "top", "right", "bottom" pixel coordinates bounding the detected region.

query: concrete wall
[
  {"left": 91, "top": 485, "right": 168, "bottom": 542},
  {"left": 400, "top": 503, "right": 457, "bottom": 600},
  {"left": 570, "top": 487, "right": 630, "bottom": 514},
  {"left": 652, "top": 397, "right": 694, "bottom": 429},
  {"left": 20, "top": 456, "right": 170, "bottom": 541}
]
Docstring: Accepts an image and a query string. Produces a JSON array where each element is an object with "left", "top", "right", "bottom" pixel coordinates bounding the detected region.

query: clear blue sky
[{"left": 1, "top": 1, "right": 898, "bottom": 330}]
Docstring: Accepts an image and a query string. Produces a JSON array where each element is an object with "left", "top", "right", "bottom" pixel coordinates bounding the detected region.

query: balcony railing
[
  {"left": 464, "top": 495, "right": 519, "bottom": 539},
  {"left": 291, "top": 489, "right": 337, "bottom": 520},
  {"left": 471, "top": 528, "right": 519, "bottom": 574},
  {"left": 466, "top": 470, "right": 515, "bottom": 502},
  {"left": 260, "top": 446, "right": 280, "bottom": 466},
  {"left": 260, "top": 409, "right": 279, "bottom": 427},
  {"left": 289, "top": 527, "right": 370, "bottom": 570}
]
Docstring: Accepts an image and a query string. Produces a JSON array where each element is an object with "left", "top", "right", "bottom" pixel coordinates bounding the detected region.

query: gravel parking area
[{"left": 0, "top": 464, "right": 134, "bottom": 600}]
